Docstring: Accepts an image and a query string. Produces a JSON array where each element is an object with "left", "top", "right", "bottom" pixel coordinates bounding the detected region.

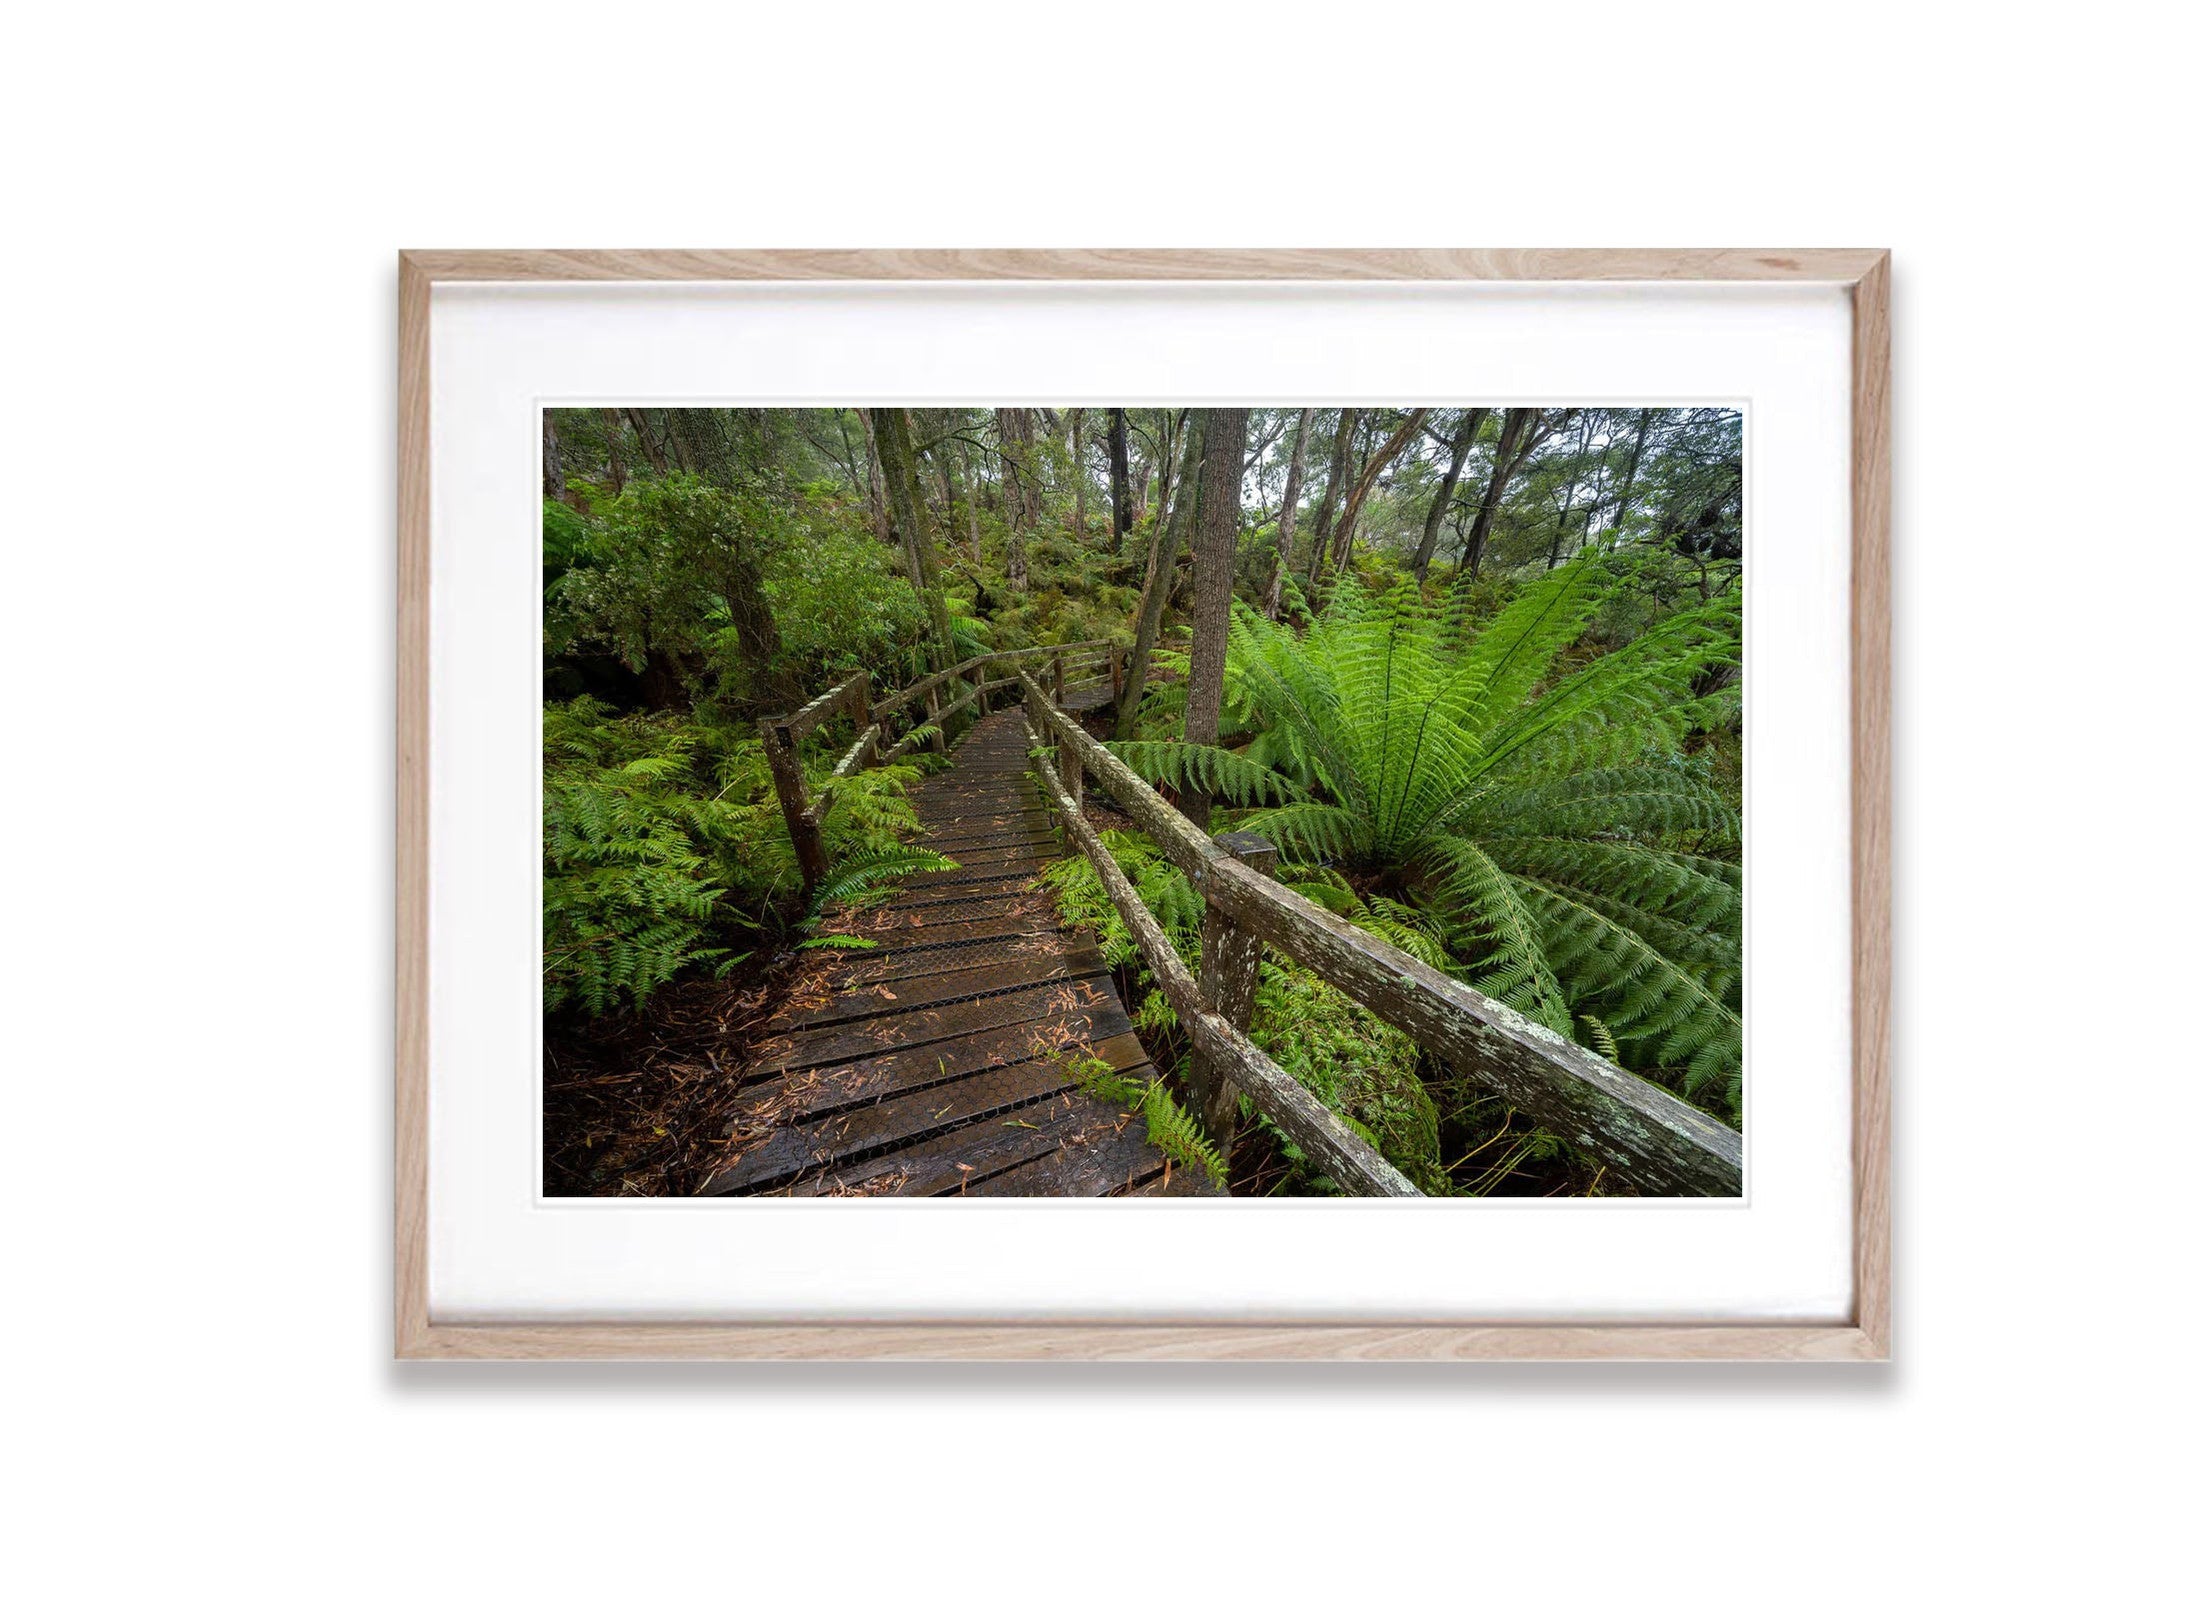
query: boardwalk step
[
  {"left": 704, "top": 1034, "right": 1149, "bottom": 1195},
  {"left": 749, "top": 973, "right": 1126, "bottom": 1075},
  {"left": 735, "top": 1009, "right": 1138, "bottom": 1120},
  {"left": 767, "top": 945, "right": 1109, "bottom": 1033}
]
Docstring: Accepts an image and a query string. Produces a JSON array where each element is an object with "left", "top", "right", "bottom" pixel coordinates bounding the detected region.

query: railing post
[
  {"left": 1193, "top": 831, "right": 1278, "bottom": 1154},
  {"left": 923, "top": 681, "right": 947, "bottom": 754},
  {"left": 762, "top": 719, "right": 828, "bottom": 895},
  {"left": 1108, "top": 643, "right": 1123, "bottom": 711},
  {"left": 849, "top": 670, "right": 876, "bottom": 768},
  {"left": 1052, "top": 651, "right": 1067, "bottom": 705}
]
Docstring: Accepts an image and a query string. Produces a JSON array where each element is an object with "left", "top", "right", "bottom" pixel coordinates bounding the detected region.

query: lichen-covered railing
[
  {"left": 1017, "top": 669, "right": 1745, "bottom": 1199},
  {"left": 760, "top": 640, "right": 1119, "bottom": 893}
]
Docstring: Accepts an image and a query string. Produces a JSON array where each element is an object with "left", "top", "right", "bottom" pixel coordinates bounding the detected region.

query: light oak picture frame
[{"left": 397, "top": 248, "right": 1890, "bottom": 1360}]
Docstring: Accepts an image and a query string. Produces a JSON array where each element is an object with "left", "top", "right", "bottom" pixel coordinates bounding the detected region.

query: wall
[{"left": 9, "top": 2, "right": 2188, "bottom": 1592}]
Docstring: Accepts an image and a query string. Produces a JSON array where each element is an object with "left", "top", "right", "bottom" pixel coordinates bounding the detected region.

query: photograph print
[{"left": 541, "top": 405, "right": 1744, "bottom": 1200}]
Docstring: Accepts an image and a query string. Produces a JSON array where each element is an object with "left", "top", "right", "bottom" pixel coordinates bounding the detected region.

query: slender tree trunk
[
  {"left": 1107, "top": 407, "right": 1132, "bottom": 557},
  {"left": 872, "top": 407, "right": 957, "bottom": 675},
  {"left": 623, "top": 409, "right": 670, "bottom": 476},
  {"left": 1411, "top": 408, "right": 1487, "bottom": 582},
  {"left": 1303, "top": 408, "right": 1357, "bottom": 595},
  {"left": 542, "top": 413, "right": 565, "bottom": 500},
  {"left": 997, "top": 406, "right": 1037, "bottom": 593},
  {"left": 1604, "top": 408, "right": 1654, "bottom": 545},
  {"left": 1325, "top": 408, "right": 1429, "bottom": 585},
  {"left": 855, "top": 408, "right": 892, "bottom": 542},
  {"left": 1461, "top": 407, "right": 1541, "bottom": 576},
  {"left": 596, "top": 408, "right": 628, "bottom": 494},
  {"left": 939, "top": 448, "right": 958, "bottom": 557},
  {"left": 1261, "top": 408, "right": 1315, "bottom": 618},
  {"left": 1153, "top": 411, "right": 1182, "bottom": 538},
  {"left": 1118, "top": 411, "right": 1207, "bottom": 734},
  {"left": 956, "top": 442, "right": 981, "bottom": 564},
  {"left": 653, "top": 409, "right": 794, "bottom": 705},
  {"left": 1546, "top": 412, "right": 1596, "bottom": 569},
  {"left": 1069, "top": 408, "right": 1086, "bottom": 539},
  {"left": 1180, "top": 410, "right": 1248, "bottom": 830}
]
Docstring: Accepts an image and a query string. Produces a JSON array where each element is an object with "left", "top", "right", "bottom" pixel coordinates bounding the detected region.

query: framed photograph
[{"left": 398, "top": 249, "right": 1889, "bottom": 1359}]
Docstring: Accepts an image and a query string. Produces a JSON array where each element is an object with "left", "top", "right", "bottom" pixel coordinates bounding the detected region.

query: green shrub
[{"left": 543, "top": 697, "right": 947, "bottom": 1015}]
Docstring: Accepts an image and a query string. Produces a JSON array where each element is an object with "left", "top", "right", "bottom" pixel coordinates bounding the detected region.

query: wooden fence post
[
  {"left": 1193, "top": 831, "right": 1278, "bottom": 1153},
  {"left": 923, "top": 681, "right": 947, "bottom": 754},
  {"left": 1108, "top": 643, "right": 1123, "bottom": 713},
  {"left": 1052, "top": 651, "right": 1067, "bottom": 705},
  {"left": 762, "top": 720, "right": 828, "bottom": 895},
  {"left": 849, "top": 671, "right": 875, "bottom": 768}
]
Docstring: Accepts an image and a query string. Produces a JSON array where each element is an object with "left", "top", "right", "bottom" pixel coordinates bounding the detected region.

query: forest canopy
[{"left": 542, "top": 405, "right": 1743, "bottom": 1198}]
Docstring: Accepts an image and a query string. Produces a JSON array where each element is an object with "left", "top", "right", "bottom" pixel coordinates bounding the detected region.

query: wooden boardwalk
[{"left": 700, "top": 697, "right": 1219, "bottom": 1198}]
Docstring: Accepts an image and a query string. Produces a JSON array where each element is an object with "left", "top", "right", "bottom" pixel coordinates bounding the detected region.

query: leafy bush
[
  {"left": 543, "top": 701, "right": 739, "bottom": 1015},
  {"left": 543, "top": 697, "right": 947, "bottom": 1015}
]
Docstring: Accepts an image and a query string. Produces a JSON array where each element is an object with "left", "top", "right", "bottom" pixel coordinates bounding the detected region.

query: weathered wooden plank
[
  {"left": 765, "top": 1070, "right": 1148, "bottom": 1197},
  {"left": 767, "top": 945, "right": 1109, "bottom": 1033},
  {"left": 912, "top": 800, "right": 1048, "bottom": 826},
  {"left": 831, "top": 912, "right": 1070, "bottom": 958},
  {"left": 1120, "top": 1162, "right": 1227, "bottom": 1198},
  {"left": 831, "top": 931, "right": 1095, "bottom": 985},
  {"left": 916, "top": 820, "right": 1055, "bottom": 853},
  {"left": 840, "top": 887, "right": 1054, "bottom": 932},
  {"left": 737, "top": 1009, "right": 1139, "bottom": 1119},
  {"left": 753, "top": 972, "right": 1127, "bottom": 1073},
  {"left": 1022, "top": 675, "right": 1743, "bottom": 1197},
  {"left": 913, "top": 839, "right": 1057, "bottom": 868},
  {"left": 893, "top": 864, "right": 1054, "bottom": 907},
  {"left": 962, "top": 1108, "right": 1186, "bottom": 1198},
  {"left": 705, "top": 1036, "right": 1149, "bottom": 1196},
  {"left": 764, "top": 1091, "right": 1105, "bottom": 1197}
]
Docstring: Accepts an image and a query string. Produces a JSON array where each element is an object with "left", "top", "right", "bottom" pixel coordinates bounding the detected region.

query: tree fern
[{"left": 1142, "top": 556, "right": 1745, "bottom": 1119}]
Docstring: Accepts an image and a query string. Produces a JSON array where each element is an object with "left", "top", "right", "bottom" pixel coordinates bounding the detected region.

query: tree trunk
[
  {"left": 1604, "top": 409, "right": 1654, "bottom": 545},
  {"left": 1546, "top": 411, "right": 1595, "bottom": 569},
  {"left": 1070, "top": 408, "right": 1086, "bottom": 539},
  {"left": 623, "top": 409, "right": 670, "bottom": 476},
  {"left": 956, "top": 442, "right": 981, "bottom": 564},
  {"left": 855, "top": 408, "right": 891, "bottom": 542},
  {"left": 997, "top": 407, "right": 1038, "bottom": 593},
  {"left": 1411, "top": 408, "right": 1487, "bottom": 581},
  {"left": 1324, "top": 408, "right": 1429, "bottom": 586},
  {"left": 1261, "top": 408, "right": 1315, "bottom": 618},
  {"left": 1180, "top": 409, "right": 1248, "bottom": 830},
  {"left": 1153, "top": 411, "right": 1183, "bottom": 540},
  {"left": 1118, "top": 411, "right": 1207, "bottom": 734},
  {"left": 939, "top": 448, "right": 958, "bottom": 557},
  {"left": 647, "top": 409, "right": 795, "bottom": 705},
  {"left": 1303, "top": 409, "right": 1357, "bottom": 596},
  {"left": 542, "top": 413, "right": 565, "bottom": 500},
  {"left": 1107, "top": 407, "right": 1132, "bottom": 557},
  {"left": 1461, "top": 407, "right": 1540, "bottom": 576},
  {"left": 596, "top": 408, "right": 628, "bottom": 495},
  {"left": 872, "top": 407, "right": 957, "bottom": 675}
]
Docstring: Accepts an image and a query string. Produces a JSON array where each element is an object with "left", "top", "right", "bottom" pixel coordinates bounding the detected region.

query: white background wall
[{"left": 7, "top": 3, "right": 2191, "bottom": 1593}]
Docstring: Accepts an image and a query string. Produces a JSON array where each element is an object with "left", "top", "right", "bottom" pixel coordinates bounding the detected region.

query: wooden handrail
[
  {"left": 1017, "top": 670, "right": 1744, "bottom": 1198},
  {"left": 1022, "top": 711, "right": 1421, "bottom": 1197},
  {"left": 761, "top": 639, "right": 1120, "bottom": 895}
]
